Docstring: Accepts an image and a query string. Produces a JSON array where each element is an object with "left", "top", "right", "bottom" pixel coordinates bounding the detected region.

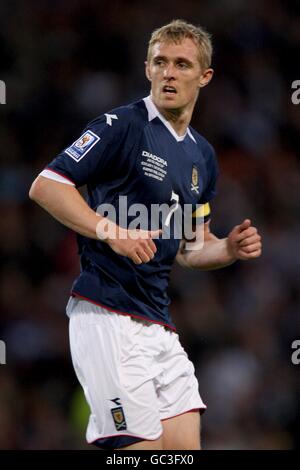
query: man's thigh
[
  {"left": 120, "top": 411, "right": 201, "bottom": 450},
  {"left": 162, "top": 411, "right": 201, "bottom": 450}
]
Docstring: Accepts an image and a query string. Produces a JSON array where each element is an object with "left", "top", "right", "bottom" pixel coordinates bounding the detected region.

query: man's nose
[{"left": 163, "top": 63, "right": 176, "bottom": 79}]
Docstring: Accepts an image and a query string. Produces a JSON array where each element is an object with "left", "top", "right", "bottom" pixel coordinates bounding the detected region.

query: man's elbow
[
  {"left": 29, "top": 178, "right": 39, "bottom": 202},
  {"left": 175, "top": 251, "right": 195, "bottom": 270},
  {"left": 29, "top": 177, "right": 47, "bottom": 204}
]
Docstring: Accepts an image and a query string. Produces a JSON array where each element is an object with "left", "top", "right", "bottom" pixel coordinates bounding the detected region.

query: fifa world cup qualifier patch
[
  {"left": 111, "top": 406, "right": 127, "bottom": 431},
  {"left": 64, "top": 130, "right": 100, "bottom": 162}
]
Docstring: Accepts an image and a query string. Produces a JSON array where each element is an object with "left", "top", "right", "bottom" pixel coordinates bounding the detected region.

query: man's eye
[{"left": 178, "top": 62, "right": 188, "bottom": 69}]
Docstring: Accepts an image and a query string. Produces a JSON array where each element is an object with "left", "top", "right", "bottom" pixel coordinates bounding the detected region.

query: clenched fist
[
  {"left": 227, "top": 219, "right": 262, "bottom": 261},
  {"left": 96, "top": 217, "right": 161, "bottom": 265}
]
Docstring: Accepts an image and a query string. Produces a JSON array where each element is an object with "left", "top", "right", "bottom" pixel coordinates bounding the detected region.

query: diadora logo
[
  {"left": 104, "top": 113, "right": 118, "bottom": 126},
  {"left": 110, "top": 397, "right": 121, "bottom": 406},
  {"left": 142, "top": 150, "right": 167, "bottom": 167},
  {"left": 141, "top": 150, "right": 168, "bottom": 182}
]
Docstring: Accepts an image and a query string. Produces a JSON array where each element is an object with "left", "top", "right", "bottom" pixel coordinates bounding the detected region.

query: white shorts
[{"left": 67, "top": 296, "right": 206, "bottom": 448}]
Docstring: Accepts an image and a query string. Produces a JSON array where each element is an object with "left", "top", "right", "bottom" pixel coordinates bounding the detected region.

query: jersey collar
[{"left": 143, "top": 95, "right": 196, "bottom": 144}]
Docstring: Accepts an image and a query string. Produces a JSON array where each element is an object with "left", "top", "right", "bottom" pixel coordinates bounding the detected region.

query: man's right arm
[
  {"left": 29, "top": 175, "right": 161, "bottom": 264},
  {"left": 29, "top": 175, "right": 101, "bottom": 239}
]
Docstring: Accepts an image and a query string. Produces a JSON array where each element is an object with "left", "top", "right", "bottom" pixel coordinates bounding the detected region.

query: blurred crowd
[{"left": 0, "top": 0, "right": 300, "bottom": 449}]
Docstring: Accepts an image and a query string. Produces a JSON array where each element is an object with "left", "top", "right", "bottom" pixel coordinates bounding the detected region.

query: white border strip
[{"left": 39, "top": 169, "right": 75, "bottom": 186}]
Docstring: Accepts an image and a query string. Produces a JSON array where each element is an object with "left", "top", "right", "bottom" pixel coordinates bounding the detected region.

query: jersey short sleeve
[{"left": 45, "top": 113, "right": 129, "bottom": 188}]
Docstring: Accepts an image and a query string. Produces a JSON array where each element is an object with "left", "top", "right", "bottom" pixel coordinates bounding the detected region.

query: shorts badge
[{"left": 111, "top": 406, "right": 127, "bottom": 431}]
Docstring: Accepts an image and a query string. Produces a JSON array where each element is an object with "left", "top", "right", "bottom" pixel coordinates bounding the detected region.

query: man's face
[{"left": 146, "top": 38, "right": 213, "bottom": 113}]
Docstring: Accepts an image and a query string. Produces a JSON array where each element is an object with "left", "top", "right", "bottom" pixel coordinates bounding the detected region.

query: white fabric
[
  {"left": 39, "top": 169, "right": 75, "bottom": 186},
  {"left": 143, "top": 95, "right": 197, "bottom": 143},
  {"left": 67, "top": 296, "right": 206, "bottom": 443}
]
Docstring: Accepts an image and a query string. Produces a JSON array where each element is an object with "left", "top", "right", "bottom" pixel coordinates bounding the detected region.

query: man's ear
[
  {"left": 199, "top": 68, "right": 214, "bottom": 88},
  {"left": 145, "top": 61, "right": 152, "bottom": 82}
]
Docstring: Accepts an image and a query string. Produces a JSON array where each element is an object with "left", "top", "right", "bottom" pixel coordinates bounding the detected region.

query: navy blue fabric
[
  {"left": 92, "top": 435, "right": 144, "bottom": 449},
  {"left": 47, "top": 98, "right": 219, "bottom": 329}
]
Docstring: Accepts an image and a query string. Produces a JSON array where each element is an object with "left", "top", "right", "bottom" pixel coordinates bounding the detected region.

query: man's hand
[
  {"left": 227, "top": 219, "right": 262, "bottom": 261},
  {"left": 96, "top": 218, "right": 161, "bottom": 265}
]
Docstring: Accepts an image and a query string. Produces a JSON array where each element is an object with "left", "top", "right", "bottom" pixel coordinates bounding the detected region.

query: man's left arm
[{"left": 176, "top": 218, "right": 262, "bottom": 270}]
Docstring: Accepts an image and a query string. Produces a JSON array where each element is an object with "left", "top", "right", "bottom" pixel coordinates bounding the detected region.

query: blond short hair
[{"left": 147, "top": 19, "right": 213, "bottom": 70}]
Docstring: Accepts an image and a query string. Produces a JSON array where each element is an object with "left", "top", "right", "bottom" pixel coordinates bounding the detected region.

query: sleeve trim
[{"left": 39, "top": 169, "right": 76, "bottom": 186}]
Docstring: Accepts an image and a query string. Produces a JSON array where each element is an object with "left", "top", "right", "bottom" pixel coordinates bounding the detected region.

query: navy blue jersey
[{"left": 42, "top": 96, "right": 218, "bottom": 329}]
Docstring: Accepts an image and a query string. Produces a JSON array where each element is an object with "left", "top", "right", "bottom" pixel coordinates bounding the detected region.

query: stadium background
[{"left": 0, "top": 0, "right": 299, "bottom": 449}]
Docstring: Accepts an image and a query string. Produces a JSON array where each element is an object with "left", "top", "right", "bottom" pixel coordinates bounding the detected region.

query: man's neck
[
  {"left": 159, "top": 108, "right": 191, "bottom": 136},
  {"left": 151, "top": 98, "right": 194, "bottom": 137}
]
